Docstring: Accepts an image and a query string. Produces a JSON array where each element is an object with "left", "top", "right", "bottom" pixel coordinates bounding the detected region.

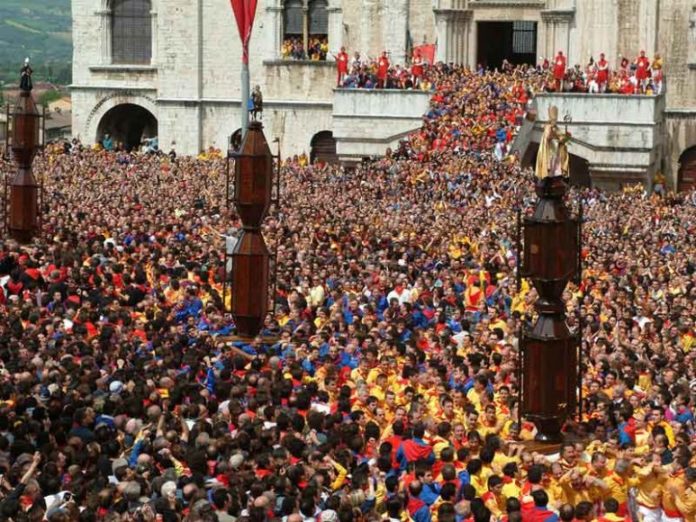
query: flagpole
[
  {"left": 230, "top": 0, "right": 257, "bottom": 141},
  {"left": 242, "top": 61, "right": 249, "bottom": 139}
]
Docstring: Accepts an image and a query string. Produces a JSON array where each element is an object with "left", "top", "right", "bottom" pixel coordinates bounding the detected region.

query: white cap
[{"left": 24, "top": 57, "right": 30, "bottom": 64}]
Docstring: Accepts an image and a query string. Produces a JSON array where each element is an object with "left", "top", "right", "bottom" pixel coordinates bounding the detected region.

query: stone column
[
  {"left": 302, "top": 3, "right": 309, "bottom": 58},
  {"left": 541, "top": 10, "right": 575, "bottom": 61},
  {"left": 434, "top": 9, "right": 452, "bottom": 63},
  {"left": 360, "top": 0, "right": 381, "bottom": 58},
  {"left": 459, "top": 10, "right": 473, "bottom": 67},
  {"left": 95, "top": 7, "right": 112, "bottom": 65},
  {"left": 468, "top": 15, "right": 477, "bottom": 67},
  {"left": 688, "top": 4, "right": 696, "bottom": 66},
  {"left": 265, "top": 0, "right": 283, "bottom": 60},
  {"left": 150, "top": 8, "right": 158, "bottom": 65},
  {"left": 327, "top": 0, "right": 343, "bottom": 54},
  {"left": 382, "top": 0, "right": 408, "bottom": 65}
]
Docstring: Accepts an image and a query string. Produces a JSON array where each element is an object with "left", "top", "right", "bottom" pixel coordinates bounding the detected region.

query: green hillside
[{"left": 0, "top": 0, "right": 72, "bottom": 87}]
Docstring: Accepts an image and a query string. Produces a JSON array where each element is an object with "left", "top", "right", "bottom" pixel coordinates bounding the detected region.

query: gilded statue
[{"left": 535, "top": 105, "right": 570, "bottom": 179}]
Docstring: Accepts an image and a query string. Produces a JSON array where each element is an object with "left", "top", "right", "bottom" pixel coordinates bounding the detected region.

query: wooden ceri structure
[
  {"left": 2, "top": 90, "right": 46, "bottom": 244},
  {"left": 224, "top": 121, "right": 280, "bottom": 338},
  {"left": 517, "top": 175, "right": 582, "bottom": 442}
]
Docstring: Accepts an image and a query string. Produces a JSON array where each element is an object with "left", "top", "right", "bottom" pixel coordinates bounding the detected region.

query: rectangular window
[
  {"left": 309, "top": 0, "right": 328, "bottom": 35},
  {"left": 112, "top": 0, "right": 152, "bottom": 64},
  {"left": 512, "top": 21, "right": 535, "bottom": 55},
  {"left": 284, "top": 0, "right": 304, "bottom": 36}
]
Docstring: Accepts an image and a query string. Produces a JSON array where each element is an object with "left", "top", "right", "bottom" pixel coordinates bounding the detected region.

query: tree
[{"left": 38, "top": 89, "right": 62, "bottom": 108}]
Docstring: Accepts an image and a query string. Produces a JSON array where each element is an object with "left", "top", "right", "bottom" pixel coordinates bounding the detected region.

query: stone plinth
[{"left": 521, "top": 93, "right": 666, "bottom": 191}]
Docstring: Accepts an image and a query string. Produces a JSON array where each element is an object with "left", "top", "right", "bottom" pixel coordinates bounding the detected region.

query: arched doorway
[
  {"left": 678, "top": 146, "right": 696, "bottom": 192},
  {"left": 97, "top": 103, "right": 157, "bottom": 151},
  {"left": 310, "top": 131, "right": 338, "bottom": 164}
]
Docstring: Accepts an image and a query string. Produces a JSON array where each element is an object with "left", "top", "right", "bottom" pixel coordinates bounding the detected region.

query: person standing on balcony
[
  {"left": 651, "top": 53, "right": 663, "bottom": 95},
  {"left": 335, "top": 47, "right": 349, "bottom": 87},
  {"left": 411, "top": 50, "right": 424, "bottom": 88},
  {"left": 596, "top": 53, "right": 609, "bottom": 93},
  {"left": 635, "top": 50, "right": 651, "bottom": 93},
  {"left": 378, "top": 51, "right": 390, "bottom": 89},
  {"left": 553, "top": 51, "right": 566, "bottom": 92}
]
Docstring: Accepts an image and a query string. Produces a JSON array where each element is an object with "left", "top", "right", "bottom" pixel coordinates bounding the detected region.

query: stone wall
[{"left": 332, "top": 89, "right": 431, "bottom": 161}]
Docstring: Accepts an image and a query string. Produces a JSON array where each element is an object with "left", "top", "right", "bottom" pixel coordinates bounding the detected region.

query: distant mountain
[{"left": 0, "top": 0, "right": 72, "bottom": 87}]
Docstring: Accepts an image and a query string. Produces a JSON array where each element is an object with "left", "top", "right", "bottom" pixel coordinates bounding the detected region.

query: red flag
[
  {"left": 230, "top": 0, "right": 258, "bottom": 65},
  {"left": 413, "top": 44, "right": 436, "bottom": 65}
]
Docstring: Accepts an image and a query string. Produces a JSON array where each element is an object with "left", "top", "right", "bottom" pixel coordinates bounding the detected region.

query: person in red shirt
[
  {"left": 553, "top": 51, "right": 566, "bottom": 92},
  {"left": 596, "top": 53, "right": 609, "bottom": 92},
  {"left": 619, "top": 55, "right": 629, "bottom": 75},
  {"left": 335, "top": 46, "right": 349, "bottom": 87},
  {"left": 635, "top": 50, "right": 650, "bottom": 93},
  {"left": 377, "top": 51, "right": 390, "bottom": 88},
  {"left": 411, "top": 50, "right": 424, "bottom": 87}
]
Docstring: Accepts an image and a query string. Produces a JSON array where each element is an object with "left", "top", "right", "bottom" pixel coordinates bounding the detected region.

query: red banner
[
  {"left": 230, "top": 0, "right": 258, "bottom": 65},
  {"left": 413, "top": 44, "right": 437, "bottom": 65}
]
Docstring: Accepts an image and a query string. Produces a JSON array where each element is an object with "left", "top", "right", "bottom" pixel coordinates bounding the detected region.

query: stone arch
[
  {"left": 310, "top": 130, "right": 337, "bottom": 164},
  {"left": 85, "top": 92, "right": 157, "bottom": 146},
  {"left": 677, "top": 145, "right": 696, "bottom": 192},
  {"left": 97, "top": 104, "right": 157, "bottom": 151}
]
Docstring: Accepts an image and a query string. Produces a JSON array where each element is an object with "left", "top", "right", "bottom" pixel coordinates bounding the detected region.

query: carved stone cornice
[
  {"left": 469, "top": 0, "right": 545, "bottom": 8},
  {"left": 433, "top": 8, "right": 473, "bottom": 22},
  {"left": 540, "top": 9, "right": 575, "bottom": 23}
]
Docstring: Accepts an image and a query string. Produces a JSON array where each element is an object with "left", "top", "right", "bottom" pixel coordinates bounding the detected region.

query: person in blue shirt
[
  {"left": 417, "top": 467, "right": 441, "bottom": 506},
  {"left": 396, "top": 423, "right": 435, "bottom": 471},
  {"left": 406, "top": 481, "right": 432, "bottom": 522}
]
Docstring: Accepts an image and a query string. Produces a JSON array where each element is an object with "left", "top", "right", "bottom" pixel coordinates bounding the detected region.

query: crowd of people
[
  {"left": 0, "top": 60, "right": 693, "bottom": 522},
  {"left": 332, "top": 47, "right": 664, "bottom": 97},
  {"left": 335, "top": 49, "right": 435, "bottom": 90},
  {"left": 281, "top": 37, "right": 329, "bottom": 61},
  {"left": 541, "top": 51, "right": 664, "bottom": 95}
]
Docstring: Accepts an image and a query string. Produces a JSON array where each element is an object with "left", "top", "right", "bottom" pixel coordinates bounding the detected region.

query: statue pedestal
[{"left": 520, "top": 175, "right": 581, "bottom": 442}]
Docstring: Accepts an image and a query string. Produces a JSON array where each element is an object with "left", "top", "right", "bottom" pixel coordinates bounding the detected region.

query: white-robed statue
[{"left": 535, "top": 105, "right": 570, "bottom": 179}]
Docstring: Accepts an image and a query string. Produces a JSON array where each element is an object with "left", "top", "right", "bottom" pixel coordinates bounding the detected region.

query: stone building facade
[{"left": 71, "top": 0, "right": 696, "bottom": 188}]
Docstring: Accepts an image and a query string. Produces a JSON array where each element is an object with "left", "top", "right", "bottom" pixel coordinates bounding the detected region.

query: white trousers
[{"left": 638, "top": 505, "right": 662, "bottom": 522}]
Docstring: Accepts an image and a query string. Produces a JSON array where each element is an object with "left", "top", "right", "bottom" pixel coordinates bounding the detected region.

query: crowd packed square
[{"left": 0, "top": 57, "right": 693, "bottom": 522}]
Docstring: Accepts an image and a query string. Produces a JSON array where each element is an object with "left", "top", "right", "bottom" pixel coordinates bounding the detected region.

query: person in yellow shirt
[
  {"left": 467, "top": 458, "right": 487, "bottom": 497},
  {"left": 630, "top": 453, "right": 666, "bottom": 522},
  {"left": 466, "top": 375, "right": 488, "bottom": 412},
  {"left": 435, "top": 396, "right": 463, "bottom": 426},
  {"left": 482, "top": 476, "right": 506, "bottom": 518},
  {"left": 557, "top": 469, "right": 593, "bottom": 507},
  {"left": 662, "top": 454, "right": 688, "bottom": 521},
  {"left": 464, "top": 409, "right": 481, "bottom": 435},
  {"left": 369, "top": 374, "right": 389, "bottom": 403},
  {"left": 430, "top": 422, "right": 453, "bottom": 460},
  {"left": 587, "top": 452, "right": 621, "bottom": 504},
  {"left": 479, "top": 404, "right": 505, "bottom": 438},
  {"left": 673, "top": 467, "right": 696, "bottom": 522},
  {"left": 501, "top": 462, "right": 522, "bottom": 499},
  {"left": 648, "top": 407, "right": 675, "bottom": 447}
]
